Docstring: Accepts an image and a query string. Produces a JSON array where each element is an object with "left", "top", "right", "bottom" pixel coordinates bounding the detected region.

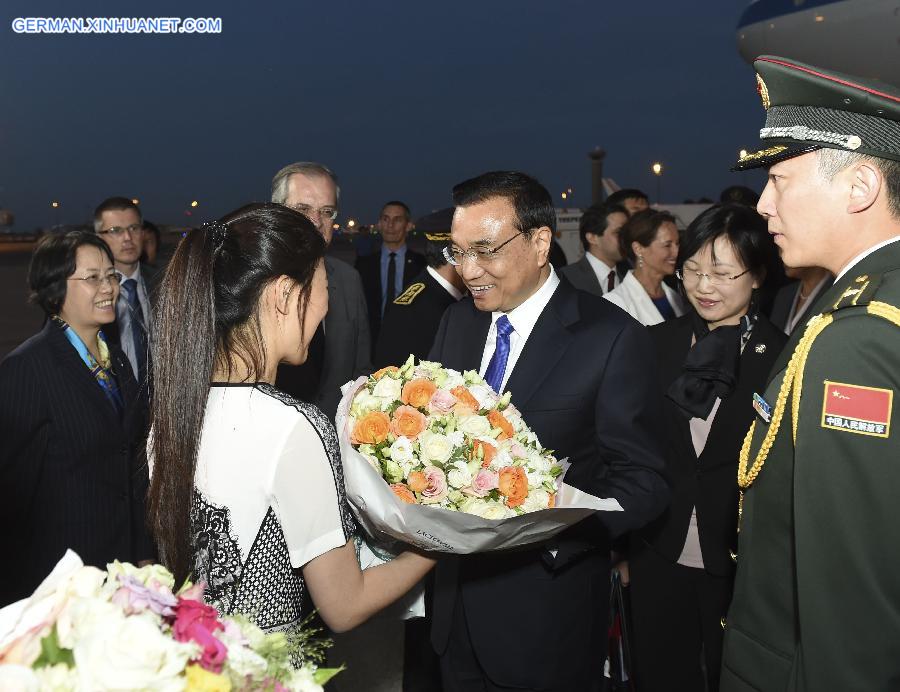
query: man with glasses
[
  {"left": 270, "top": 161, "right": 372, "bottom": 421},
  {"left": 94, "top": 196, "right": 157, "bottom": 387},
  {"left": 356, "top": 200, "right": 426, "bottom": 343},
  {"left": 428, "top": 171, "right": 669, "bottom": 691}
]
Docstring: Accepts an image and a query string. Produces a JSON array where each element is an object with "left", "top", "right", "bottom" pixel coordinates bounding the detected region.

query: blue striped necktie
[
  {"left": 484, "top": 315, "right": 514, "bottom": 393},
  {"left": 120, "top": 278, "right": 147, "bottom": 384}
]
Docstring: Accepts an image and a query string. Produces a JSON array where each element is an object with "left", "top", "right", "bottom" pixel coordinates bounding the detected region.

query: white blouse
[{"left": 189, "top": 383, "right": 355, "bottom": 644}]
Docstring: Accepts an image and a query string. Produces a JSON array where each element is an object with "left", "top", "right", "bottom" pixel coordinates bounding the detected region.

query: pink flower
[
  {"left": 172, "top": 598, "right": 227, "bottom": 672},
  {"left": 466, "top": 469, "right": 499, "bottom": 497},
  {"left": 111, "top": 575, "right": 178, "bottom": 617},
  {"left": 510, "top": 443, "right": 528, "bottom": 459},
  {"left": 421, "top": 466, "right": 448, "bottom": 504},
  {"left": 428, "top": 389, "right": 457, "bottom": 414}
]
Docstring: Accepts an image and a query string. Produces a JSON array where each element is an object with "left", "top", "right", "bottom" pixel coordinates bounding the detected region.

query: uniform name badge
[
  {"left": 821, "top": 380, "right": 893, "bottom": 438},
  {"left": 752, "top": 392, "right": 772, "bottom": 424}
]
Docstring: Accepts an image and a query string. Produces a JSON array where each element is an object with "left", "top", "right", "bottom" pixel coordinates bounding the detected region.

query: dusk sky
[{"left": 1, "top": 1, "right": 766, "bottom": 231}]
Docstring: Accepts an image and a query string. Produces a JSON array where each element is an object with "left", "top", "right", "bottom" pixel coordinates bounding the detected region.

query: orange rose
[
  {"left": 498, "top": 466, "right": 529, "bottom": 508},
  {"left": 402, "top": 378, "right": 437, "bottom": 409},
  {"left": 470, "top": 439, "right": 497, "bottom": 468},
  {"left": 451, "top": 385, "right": 480, "bottom": 412},
  {"left": 390, "top": 483, "right": 417, "bottom": 504},
  {"left": 372, "top": 366, "right": 399, "bottom": 380},
  {"left": 390, "top": 405, "right": 427, "bottom": 440},
  {"left": 407, "top": 470, "right": 428, "bottom": 494},
  {"left": 487, "top": 409, "right": 514, "bottom": 440},
  {"left": 351, "top": 410, "right": 391, "bottom": 445}
]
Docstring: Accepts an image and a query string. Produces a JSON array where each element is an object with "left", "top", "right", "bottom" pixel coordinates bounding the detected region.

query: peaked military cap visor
[{"left": 733, "top": 56, "right": 900, "bottom": 171}]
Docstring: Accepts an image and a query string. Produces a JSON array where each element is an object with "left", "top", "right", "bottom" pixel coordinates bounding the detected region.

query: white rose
[
  {"left": 74, "top": 612, "right": 193, "bottom": 691},
  {"left": 458, "top": 414, "right": 491, "bottom": 438},
  {"left": 0, "top": 665, "right": 40, "bottom": 692},
  {"left": 441, "top": 369, "right": 465, "bottom": 390},
  {"left": 372, "top": 376, "right": 402, "bottom": 402},
  {"left": 389, "top": 436, "right": 414, "bottom": 465},
  {"left": 447, "top": 461, "right": 473, "bottom": 490},
  {"left": 56, "top": 597, "right": 121, "bottom": 649},
  {"left": 33, "top": 664, "right": 78, "bottom": 692},
  {"left": 467, "top": 384, "right": 499, "bottom": 410},
  {"left": 287, "top": 665, "right": 325, "bottom": 692},
  {"left": 469, "top": 499, "right": 513, "bottom": 520},
  {"left": 522, "top": 488, "right": 552, "bottom": 513},
  {"left": 350, "top": 389, "right": 382, "bottom": 416},
  {"left": 419, "top": 431, "right": 454, "bottom": 465}
]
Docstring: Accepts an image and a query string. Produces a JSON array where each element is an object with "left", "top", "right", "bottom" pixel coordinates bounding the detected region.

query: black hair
[
  {"left": 28, "top": 231, "right": 115, "bottom": 316},
  {"left": 618, "top": 209, "right": 678, "bottom": 263},
  {"left": 93, "top": 196, "right": 142, "bottom": 229},
  {"left": 452, "top": 171, "right": 556, "bottom": 236},
  {"left": 578, "top": 203, "right": 628, "bottom": 251},
  {"left": 148, "top": 202, "right": 326, "bottom": 583},
  {"left": 719, "top": 185, "right": 760, "bottom": 208},
  {"left": 678, "top": 203, "right": 774, "bottom": 283},
  {"left": 424, "top": 237, "right": 450, "bottom": 268},
  {"left": 381, "top": 200, "right": 412, "bottom": 220},
  {"left": 606, "top": 188, "right": 649, "bottom": 208}
]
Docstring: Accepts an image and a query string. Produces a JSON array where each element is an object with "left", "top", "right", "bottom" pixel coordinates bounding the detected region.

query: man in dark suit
[
  {"left": 94, "top": 197, "right": 158, "bottom": 387},
  {"left": 355, "top": 201, "right": 426, "bottom": 343},
  {"left": 271, "top": 162, "right": 373, "bottom": 420},
  {"left": 428, "top": 171, "right": 669, "bottom": 691},
  {"left": 559, "top": 202, "right": 629, "bottom": 296},
  {"left": 723, "top": 56, "right": 900, "bottom": 691},
  {"left": 374, "top": 231, "right": 464, "bottom": 369},
  {"left": 767, "top": 264, "right": 831, "bottom": 335}
]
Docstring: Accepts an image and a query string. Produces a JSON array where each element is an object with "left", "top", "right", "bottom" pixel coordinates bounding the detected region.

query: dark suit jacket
[
  {"left": 427, "top": 279, "right": 669, "bottom": 689},
  {"left": 373, "top": 269, "right": 458, "bottom": 370},
  {"left": 559, "top": 254, "right": 628, "bottom": 297},
  {"left": 0, "top": 321, "right": 154, "bottom": 605},
  {"left": 355, "top": 247, "right": 426, "bottom": 342},
  {"left": 634, "top": 314, "right": 786, "bottom": 576},
  {"left": 768, "top": 278, "right": 829, "bottom": 335}
]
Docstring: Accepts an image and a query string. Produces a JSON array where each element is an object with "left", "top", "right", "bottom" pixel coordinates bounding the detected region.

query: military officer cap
[{"left": 734, "top": 55, "right": 900, "bottom": 170}]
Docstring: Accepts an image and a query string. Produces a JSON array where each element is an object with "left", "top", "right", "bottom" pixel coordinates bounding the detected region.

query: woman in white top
[
  {"left": 148, "top": 203, "right": 434, "bottom": 655},
  {"left": 604, "top": 209, "right": 685, "bottom": 325}
]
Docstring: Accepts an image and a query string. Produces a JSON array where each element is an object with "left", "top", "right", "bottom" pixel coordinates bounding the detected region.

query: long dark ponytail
[{"left": 148, "top": 203, "right": 325, "bottom": 583}]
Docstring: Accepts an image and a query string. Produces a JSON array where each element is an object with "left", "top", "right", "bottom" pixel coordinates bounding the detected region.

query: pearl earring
[{"left": 637, "top": 255, "right": 645, "bottom": 268}]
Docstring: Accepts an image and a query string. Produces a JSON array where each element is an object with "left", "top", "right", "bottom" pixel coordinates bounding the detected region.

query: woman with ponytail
[{"left": 148, "top": 203, "right": 433, "bottom": 648}]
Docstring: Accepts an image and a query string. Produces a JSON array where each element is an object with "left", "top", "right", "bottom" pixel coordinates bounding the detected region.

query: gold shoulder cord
[{"left": 737, "top": 301, "right": 900, "bottom": 527}]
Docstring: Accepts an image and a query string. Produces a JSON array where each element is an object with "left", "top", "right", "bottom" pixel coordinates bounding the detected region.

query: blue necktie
[
  {"left": 484, "top": 315, "right": 514, "bottom": 393},
  {"left": 120, "top": 278, "right": 147, "bottom": 384}
]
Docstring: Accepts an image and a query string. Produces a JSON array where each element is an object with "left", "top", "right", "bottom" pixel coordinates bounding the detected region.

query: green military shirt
[{"left": 722, "top": 239, "right": 900, "bottom": 691}]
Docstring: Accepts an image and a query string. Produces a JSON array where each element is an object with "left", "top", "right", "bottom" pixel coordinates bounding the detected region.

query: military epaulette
[
  {"left": 831, "top": 273, "right": 883, "bottom": 311},
  {"left": 394, "top": 282, "right": 425, "bottom": 305}
]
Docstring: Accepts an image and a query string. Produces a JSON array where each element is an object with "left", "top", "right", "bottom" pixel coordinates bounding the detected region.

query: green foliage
[{"left": 33, "top": 626, "right": 74, "bottom": 669}]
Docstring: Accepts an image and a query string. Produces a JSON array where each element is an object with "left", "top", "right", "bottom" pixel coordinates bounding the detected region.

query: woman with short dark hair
[
  {"left": 628, "top": 203, "right": 786, "bottom": 691},
  {"left": 148, "top": 203, "right": 433, "bottom": 658},
  {"left": 604, "top": 209, "right": 686, "bottom": 324},
  {"left": 0, "top": 231, "right": 153, "bottom": 605}
]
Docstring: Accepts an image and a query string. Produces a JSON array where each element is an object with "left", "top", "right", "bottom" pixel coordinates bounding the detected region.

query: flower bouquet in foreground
[
  {"left": 337, "top": 356, "right": 623, "bottom": 555},
  {"left": 0, "top": 551, "right": 340, "bottom": 692}
]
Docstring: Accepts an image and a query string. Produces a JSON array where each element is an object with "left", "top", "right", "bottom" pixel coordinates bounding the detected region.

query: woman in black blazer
[
  {"left": 629, "top": 204, "right": 787, "bottom": 692},
  {"left": 0, "top": 231, "right": 153, "bottom": 606}
]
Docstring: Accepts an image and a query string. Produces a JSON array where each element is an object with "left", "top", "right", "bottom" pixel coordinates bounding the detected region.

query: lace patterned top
[{"left": 189, "top": 383, "right": 355, "bottom": 649}]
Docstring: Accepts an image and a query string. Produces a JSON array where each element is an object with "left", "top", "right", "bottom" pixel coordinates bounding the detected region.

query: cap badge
[{"left": 756, "top": 74, "right": 771, "bottom": 110}]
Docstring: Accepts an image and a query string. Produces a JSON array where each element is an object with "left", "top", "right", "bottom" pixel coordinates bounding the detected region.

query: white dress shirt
[
  {"left": 478, "top": 267, "right": 561, "bottom": 393},
  {"left": 585, "top": 252, "right": 618, "bottom": 294}
]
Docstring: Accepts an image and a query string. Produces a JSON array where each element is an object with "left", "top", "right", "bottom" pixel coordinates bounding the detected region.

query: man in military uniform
[
  {"left": 373, "top": 231, "right": 465, "bottom": 369},
  {"left": 722, "top": 56, "right": 900, "bottom": 691}
]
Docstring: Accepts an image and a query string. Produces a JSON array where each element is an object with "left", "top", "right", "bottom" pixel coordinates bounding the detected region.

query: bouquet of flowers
[
  {"left": 0, "top": 551, "right": 340, "bottom": 692},
  {"left": 337, "top": 356, "right": 623, "bottom": 555}
]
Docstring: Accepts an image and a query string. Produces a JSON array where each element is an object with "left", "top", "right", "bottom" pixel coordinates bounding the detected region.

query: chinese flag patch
[{"left": 821, "top": 380, "right": 893, "bottom": 437}]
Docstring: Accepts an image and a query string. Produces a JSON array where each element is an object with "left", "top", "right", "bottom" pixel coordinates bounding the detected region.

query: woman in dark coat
[
  {"left": 629, "top": 204, "right": 787, "bottom": 692},
  {"left": 0, "top": 231, "right": 153, "bottom": 605}
]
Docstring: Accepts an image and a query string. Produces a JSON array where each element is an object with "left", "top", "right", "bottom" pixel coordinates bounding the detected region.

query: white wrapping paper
[{"left": 337, "top": 378, "right": 623, "bottom": 555}]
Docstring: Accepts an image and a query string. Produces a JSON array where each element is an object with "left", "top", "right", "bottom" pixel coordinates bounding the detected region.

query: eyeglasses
[
  {"left": 98, "top": 224, "right": 142, "bottom": 237},
  {"left": 443, "top": 231, "right": 525, "bottom": 266},
  {"left": 68, "top": 272, "right": 121, "bottom": 288},
  {"left": 676, "top": 267, "right": 751, "bottom": 287},
  {"left": 289, "top": 203, "right": 339, "bottom": 221}
]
